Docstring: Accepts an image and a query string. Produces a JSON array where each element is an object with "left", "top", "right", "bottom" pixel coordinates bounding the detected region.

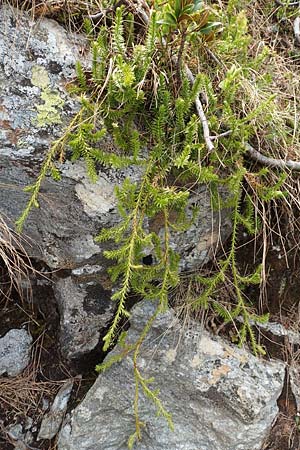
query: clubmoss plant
[{"left": 16, "top": 1, "right": 299, "bottom": 446}]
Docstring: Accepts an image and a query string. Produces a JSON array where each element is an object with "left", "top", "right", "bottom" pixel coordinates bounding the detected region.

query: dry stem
[{"left": 246, "top": 144, "right": 300, "bottom": 171}]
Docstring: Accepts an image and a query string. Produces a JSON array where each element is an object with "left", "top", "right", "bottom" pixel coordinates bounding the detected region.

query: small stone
[
  {"left": 7, "top": 423, "right": 24, "bottom": 441},
  {"left": 290, "top": 364, "right": 300, "bottom": 412},
  {"left": 254, "top": 320, "right": 300, "bottom": 346},
  {"left": 38, "top": 380, "right": 74, "bottom": 440},
  {"left": 42, "top": 398, "right": 50, "bottom": 411},
  {"left": 0, "top": 329, "right": 32, "bottom": 377},
  {"left": 24, "top": 417, "right": 33, "bottom": 431}
]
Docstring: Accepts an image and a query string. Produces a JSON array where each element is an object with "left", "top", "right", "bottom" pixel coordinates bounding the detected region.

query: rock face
[
  {"left": 0, "top": 6, "right": 231, "bottom": 359},
  {"left": 53, "top": 273, "right": 114, "bottom": 359},
  {"left": 58, "top": 300, "right": 285, "bottom": 450},
  {"left": 0, "top": 329, "right": 32, "bottom": 377}
]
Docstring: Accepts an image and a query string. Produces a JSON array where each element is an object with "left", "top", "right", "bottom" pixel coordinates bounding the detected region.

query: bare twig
[
  {"left": 294, "top": 16, "right": 300, "bottom": 44},
  {"left": 184, "top": 65, "right": 215, "bottom": 152},
  {"left": 210, "top": 130, "right": 232, "bottom": 141},
  {"left": 246, "top": 144, "right": 300, "bottom": 171},
  {"left": 89, "top": 8, "right": 114, "bottom": 20},
  {"left": 275, "top": 0, "right": 300, "bottom": 7},
  {"left": 89, "top": 0, "right": 149, "bottom": 24}
]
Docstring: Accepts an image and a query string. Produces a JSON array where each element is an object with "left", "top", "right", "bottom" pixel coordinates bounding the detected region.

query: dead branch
[
  {"left": 210, "top": 130, "right": 232, "bottom": 141},
  {"left": 89, "top": 0, "right": 149, "bottom": 24},
  {"left": 246, "top": 144, "right": 300, "bottom": 171},
  {"left": 184, "top": 65, "right": 215, "bottom": 152},
  {"left": 274, "top": 0, "right": 300, "bottom": 7},
  {"left": 294, "top": 16, "right": 300, "bottom": 44}
]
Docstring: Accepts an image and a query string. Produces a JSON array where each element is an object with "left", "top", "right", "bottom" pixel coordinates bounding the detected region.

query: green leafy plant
[{"left": 16, "top": 1, "right": 297, "bottom": 446}]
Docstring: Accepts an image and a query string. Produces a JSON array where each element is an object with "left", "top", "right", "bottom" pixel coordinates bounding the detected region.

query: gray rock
[
  {"left": 58, "top": 301, "right": 285, "bottom": 450},
  {"left": 0, "top": 329, "right": 32, "bottom": 377},
  {"left": 0, "top": 6, "right": 119, "bottom": 359},
  {"left": 38, "top": 380, "right": 74, "bottom": 440},
  {"left": 54, "top": 274, "right": 115, "bottom": 359},
  {"left": 13, "top": 442, "right": 28, "bottom": 450},
  {"left": 166, "top": 184, "right": 231, "bottom": 271},
  {"left": 255, "top": 320, "right": 300, "bottom": 346},
  {"left": 7, "top": 423, "right": 24, "bottom": 441},
  {"left": 289, "top": 364, "right": 300, "bottom": 412},
  {"left": 0, "top": 6, "right": 232, "bottom": 359}
]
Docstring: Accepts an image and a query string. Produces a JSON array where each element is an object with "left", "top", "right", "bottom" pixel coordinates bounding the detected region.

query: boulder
[
  {"left": 58, "top": 300, "right": 285, "bottom": 450},
  {"left": 0, "top": 6, "right": 231, "bottom": 359}
]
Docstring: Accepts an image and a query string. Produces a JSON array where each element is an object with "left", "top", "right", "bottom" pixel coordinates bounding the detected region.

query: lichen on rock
[{"left": 31, "top": 65, "right": 64, "bottom": 127}]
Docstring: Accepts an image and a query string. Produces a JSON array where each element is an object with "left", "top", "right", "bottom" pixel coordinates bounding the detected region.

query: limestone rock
[
  {"left": 0, "top": 329, "right": 32, "bottom": 377},
  {"left": 58, "top": 301, "right": 285, "bottom": 450}
]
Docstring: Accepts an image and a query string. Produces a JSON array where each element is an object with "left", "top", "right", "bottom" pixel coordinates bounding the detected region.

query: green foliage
[
  {"left": 157, "top": 0, "right": 221, "bottom": 36},
  {"left": 192, "top": 168, "right": 271, "bottom": 355}
]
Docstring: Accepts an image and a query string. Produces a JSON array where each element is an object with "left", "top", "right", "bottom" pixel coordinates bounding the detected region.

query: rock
[
  {"left": 289, "top": 364, "right": 300, "bottom": 412},
  {"left": 0, "top": 6, "right": 231, "bottom": 359},
  {"left": 54, "top": 275, "right": 115, "bottom": 359},
  {"left": 0, "top": 329, "right": 32, "bottom": 377},
  {"left": 0, "top": 6, "right": 119, "bottom": 359},
  {"left": 7, "top": 423, "right": 24, "bottom": 441},
  {"left": 255, "top": 320, "right": 300, "bottom": 346},
  {"left": 24, "top": 417, "right": 33, "bottom": 431},
  {"left": 154, "top": 184, "right": 232, "bottom": 271},
  {"left": 13, "top": 442, "right": 28, "bottom": 450},
  {"left": 58, "top": 301, "right": 285, "bottom": 450},
  {"left": 38, "top": 380, "right": 74, "bottom": 440}
]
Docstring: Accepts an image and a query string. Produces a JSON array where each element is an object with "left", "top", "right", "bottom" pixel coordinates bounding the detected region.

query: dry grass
[
  {"left": 0, "top": 214, "right": 34, "bottom": 305},
  {"left": 4, "top": 0, "right": 103, "bottom": 31},
  {"left": 0, "top": 333, "right": 76, "bottom": 450},
  {"left": 0, "top": 333, "right": 63, "bottom": 419},
  {"left": 0, "top": 370, "right": 59, "bottom": 418},
  {"left": 243, "top": 1, "right": 300, "bottom": 313}
]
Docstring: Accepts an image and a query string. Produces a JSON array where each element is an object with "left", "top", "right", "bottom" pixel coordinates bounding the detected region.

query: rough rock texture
[
  {"left": 0, "top": 6, "right": 231, "bottom": 359},
  {"left": 38, "top": 380, "right": 74, "bottom": 440},
  {"left": 290, "top": 364, "right": 300, "bottom": 413},
  {"left": 0, "top": 329, "right": 32, "bottom": 377},
  {"left": 58, "top": 301, "right": 285, "bottom": 450},
  {"left": 53, "top": 273, "right": 114, "bottom": 359},
  {"left": 256, "top": 320, "right": 300, "bottom": 345}
]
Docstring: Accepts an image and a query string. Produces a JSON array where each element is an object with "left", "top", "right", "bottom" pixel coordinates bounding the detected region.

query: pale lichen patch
[
  {"left": 164, "top": 348, "right": 177, "bottom": 364},
  {"left": 31, "top": 65, "right": 50, "bottom": 89},
  {"left": 31, "top": 65, "right": 64, "bottom": 127}
]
